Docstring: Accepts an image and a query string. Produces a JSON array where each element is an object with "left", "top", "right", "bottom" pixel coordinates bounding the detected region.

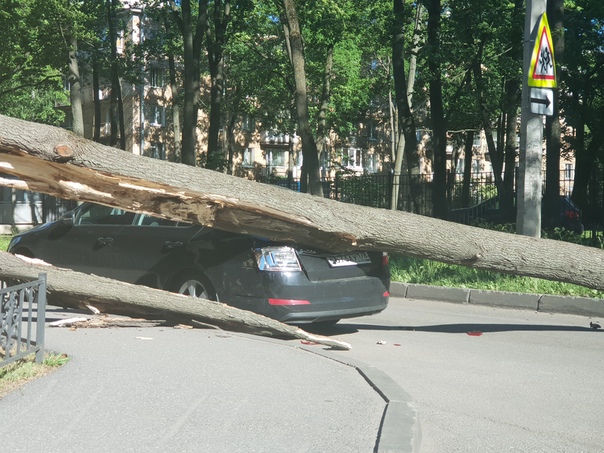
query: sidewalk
[{"left": 0, "top": 307, "right": 388, "bottom": 453}]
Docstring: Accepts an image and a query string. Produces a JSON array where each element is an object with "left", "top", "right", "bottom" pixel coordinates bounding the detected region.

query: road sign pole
[{"left": 517, "top": 0, "right": 547, "bottom": 238}]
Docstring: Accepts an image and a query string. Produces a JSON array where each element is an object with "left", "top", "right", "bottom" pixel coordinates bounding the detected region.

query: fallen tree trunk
[
  {"left": 0, "top": 252, "right": 352, "bottom": 350},
  {"left": 0, "top": 114, "right": 603, "bottom": 291}
]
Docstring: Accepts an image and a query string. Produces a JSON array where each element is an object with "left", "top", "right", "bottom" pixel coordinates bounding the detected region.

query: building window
[
  {"left": 268, "top": 149, "right": 286, "bottom": 167},
  {"left": 146, "top": 104, "right": 165, "bottom": 126},
  {"left": 345, "top": 147, "right": 362, "bottom": 169},
  {"left": 150, "top": 68, "right": 165, "bottom": 87},
  {"left": 242, "top": 116, "right": 255, "bottom": 133},
  {"left": 149, "top": 142, "right": 165, "bottom": 160},
  {"left": 565, "top": 163, "right": 574, "bottom": 180},
  {"left": 243, "top": 147, "right": 254, "bottom": 167},
  {"left": 116, "top": 30, "right": 125, "bottom": 53},
  {"left": 365, "top": 153, "right": 377, "bottom": 173}
]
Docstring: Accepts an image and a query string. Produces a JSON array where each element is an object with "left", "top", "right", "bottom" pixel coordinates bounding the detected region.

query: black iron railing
[{"left": 0, "top": 273, "right": 47, "bottom": 368}]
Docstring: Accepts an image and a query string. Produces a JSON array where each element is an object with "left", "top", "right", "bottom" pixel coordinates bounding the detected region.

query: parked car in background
[
  {"left": 449, "top": 194, "right": 584, "bottom": 234},
  {"left": 8, "top": 203, "right": 390, "bottom": 324}
]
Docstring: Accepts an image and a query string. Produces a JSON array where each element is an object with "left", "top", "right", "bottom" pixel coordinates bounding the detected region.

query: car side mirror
[{"left": 60, "top": 212, "right": 75, "bottom": 227}]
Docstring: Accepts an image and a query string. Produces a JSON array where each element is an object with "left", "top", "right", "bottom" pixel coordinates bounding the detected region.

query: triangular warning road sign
[{"left": 528, "top": 13, "right": 557, "bottom": 88}]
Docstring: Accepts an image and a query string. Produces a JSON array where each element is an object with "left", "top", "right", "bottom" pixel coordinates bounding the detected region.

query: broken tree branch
[
  {"left": 0, "top": 114, "right": 603, "bottom": 291},
  {"left": 0, "top": 252, "right": 352, "bottom": 350}
]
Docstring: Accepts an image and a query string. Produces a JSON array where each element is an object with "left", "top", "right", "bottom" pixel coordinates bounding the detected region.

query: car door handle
[
  {"left": 163, "top": 241, "right": 183, "bottom": 250},
  {"left": 96, "top": 237, "right": 114, "bottom": 246}
]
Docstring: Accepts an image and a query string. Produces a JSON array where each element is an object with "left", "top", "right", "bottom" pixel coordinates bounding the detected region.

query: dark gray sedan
[{"left": 8, "top": 203, "right": 390, "bottom": 324}]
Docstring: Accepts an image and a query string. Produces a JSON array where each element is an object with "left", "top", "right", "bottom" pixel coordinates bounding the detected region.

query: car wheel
[{"left": 173, "top": 272, "right": 217, "bottom": 301}]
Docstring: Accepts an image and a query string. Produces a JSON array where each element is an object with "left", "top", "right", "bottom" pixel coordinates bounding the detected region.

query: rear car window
[
  {"left": 135, "top": 214, "right": 181, "bottom": 227},
  {"left": 75, "top": 205, "right": 135, "bottom": 226}
]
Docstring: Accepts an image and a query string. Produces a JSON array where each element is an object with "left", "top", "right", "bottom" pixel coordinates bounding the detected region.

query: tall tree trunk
[
  {"left": 168, "top": 54, "right": 182, "bottom": 162},
  {"left": 206, "top": 0, "right": 230, "bottom": 171},
  {"left": 426, "top": 0, "right": 448, "bottom": 219},
  {"left": 316, "top": 44, "right": 334, "bottom": 159},
  {"left": 391, "top": 3, "right": 423, "bottom": 211},
  {"left": 393, "top": 0, "right": 421, "bottom": 213},
  {"left": 473, "top": 41, "right": 503, "bottom": 193},
  {"left": 68, "top": 37, "right": 84, "bottom": 137},
  {"left": 282, "top": 0, "right": 323, "bottom": 197},
  {"left": 461, "top": 131, "right": 474, "bottom": 206},
  {"left": 171, "top": 0, "right": 207, "bottom": 166},
  {"left": 92, "top": 57, "right": 102, "bottom": 142},
  {"left": 501, "top": 0, "right": 524, "bottom": 221},
  {"left": 406, "top": 3, "right": 422, "bottom": 108},
  {"left": 544, "top": 0, "right": 564, "bottom": 228},
  {"left": 107, "top": 0, "right": 126, "bottom": 150},
  {"left": 164, "top": 14, "right": 182, "bottom": 163}
]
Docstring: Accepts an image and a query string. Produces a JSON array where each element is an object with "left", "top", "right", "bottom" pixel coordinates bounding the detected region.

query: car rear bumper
[{"left": 224, "top": 275, "right": 390, "bottom": 323}]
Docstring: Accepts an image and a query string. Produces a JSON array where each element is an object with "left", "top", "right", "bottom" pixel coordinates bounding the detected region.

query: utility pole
[{"left": 517, "top": 0, "right": 550, "bottom": 237}]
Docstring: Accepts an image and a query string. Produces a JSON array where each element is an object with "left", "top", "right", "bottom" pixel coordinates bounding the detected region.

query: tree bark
[
  {"left": 0, "top": 252, "right": 351, "bottom": 350},
  {"left": 206, "top": 0, "right": 230, "bottom": 171},
  {"left": 107, "top": 0, "right": 126, "bottom": 150},
  {"left": 170, "top": 0, "right": 207, "bottom": 166},
  {"left": 316, "top": 45, "right": 334, "bottom": 160},
  {"left": 1, "top": 114, "right": 604, "bottom": 291},
  {"left": 426, "top": 0, "right": 448, "bottom": 219},
  {"left": 544, "top": 0, "right": 564, "bottom": 228},
  {"left": 68, "top": 37, "right": 84, "bottom": 137},
  {"left": 282, "top": 0, "right": 323, "bottom": 197},
  {"left": 393, "top": 0, "right": 422, "bottom": 213}
]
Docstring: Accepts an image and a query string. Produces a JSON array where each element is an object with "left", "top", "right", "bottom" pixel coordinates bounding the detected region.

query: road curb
[
  {"left": 390, "top": 282, "right": 604, "bottom": 319},
  {"left": 299, "top": 347, "right": 421, "bottom": 453}
]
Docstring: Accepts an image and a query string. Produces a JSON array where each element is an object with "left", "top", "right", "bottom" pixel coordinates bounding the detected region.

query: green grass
[
  {"left": 390, "top": 254, "right": 604, "bottom": 299},
  {"left": 0, "top": 352, "right": 70, "bottom": 398},
  {"left": 0, "top": 234, "right": 12, "bottom": 251},
  {"left": 388, "top": 221, "right": 604, "bottom": 299}
]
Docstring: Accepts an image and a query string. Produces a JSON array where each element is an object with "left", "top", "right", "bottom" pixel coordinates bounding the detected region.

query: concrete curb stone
[
  {"left": 390, "top": 282, "right": 604, "bottom": 319},
  {"left": 469, "top": 289, "right": 540, "bottom": 310},
  {"left": 538, "top": 294, "right": 604, "bottom": 317}
]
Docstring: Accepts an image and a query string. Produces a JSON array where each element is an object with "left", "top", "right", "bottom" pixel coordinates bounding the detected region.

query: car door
[
  {"left": 39, "top": 203, "right": 134, "bottom": 279},
  {"left": 107, "top": 213, "right": 201, "bottom": 287}
]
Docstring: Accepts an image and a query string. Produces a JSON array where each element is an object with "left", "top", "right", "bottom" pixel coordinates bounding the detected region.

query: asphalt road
[
  {"left": 0, "top": 307, "right": 385, "bottom": 453},
  {"left": 312, "top": 296, "right": 604, "bottom": 453}
]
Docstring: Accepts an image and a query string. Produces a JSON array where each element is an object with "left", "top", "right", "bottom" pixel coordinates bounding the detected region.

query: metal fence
[
  {"left": 332, "top": 169, "right": 578, "bottom": 214},
  {"left": 0, "top": 273, "right": 48, "bottom": 368}
]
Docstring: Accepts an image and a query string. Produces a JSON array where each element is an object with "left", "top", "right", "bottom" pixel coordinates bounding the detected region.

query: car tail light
[
  {"left": 565, "top": 210, "right": 579, "bottom": 220},
  {"left": 382, "top": 252, "right": 389, "bottom": 266},
  {"left": 254, "top": 246, "right": 302, "bottom": 272},
  {"left": 268, "top": 298, "right": 311, "bottom": 305}
]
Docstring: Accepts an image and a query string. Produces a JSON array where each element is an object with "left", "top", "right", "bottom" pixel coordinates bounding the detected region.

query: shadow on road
[{"left": 306, "top": 322, "right": 602, "bottom": 336}]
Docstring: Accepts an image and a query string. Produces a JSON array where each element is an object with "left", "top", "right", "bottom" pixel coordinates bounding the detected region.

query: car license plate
[{"left": 327, "top": 252, "right": 372, "bottom": 267}]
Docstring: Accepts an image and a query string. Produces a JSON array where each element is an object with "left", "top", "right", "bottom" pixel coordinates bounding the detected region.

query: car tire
[{"left": 173, "top": 272, "right": 217, "bottom": 301}]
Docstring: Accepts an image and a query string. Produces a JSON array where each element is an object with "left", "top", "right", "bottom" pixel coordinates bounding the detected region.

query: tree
[
  {"left": 424, "top": 0, "right": 448, "bottom": 219},
  {"left": 169, "top": 0, "right": 208, "bottom": 166},
  {"left": 0, "top": 0, "right": 67, "bottom": 124},
  {"left": 281, "top": 0, "right": 323, "bottom": 196},
  {"left": 544, "top": 0, "right": 564, "bottom": 228},
  {"left": 2, "top": 114, "right": 604, "bottom": 293},
  {"left": 0, "top": 251, "right": 351, "bottom": 349},
  {"left": 561, "top": 0, "right": 604, "bottom": 225},
  {"left": 392, "top": 0, "right": 422, "bottom": 212}
]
